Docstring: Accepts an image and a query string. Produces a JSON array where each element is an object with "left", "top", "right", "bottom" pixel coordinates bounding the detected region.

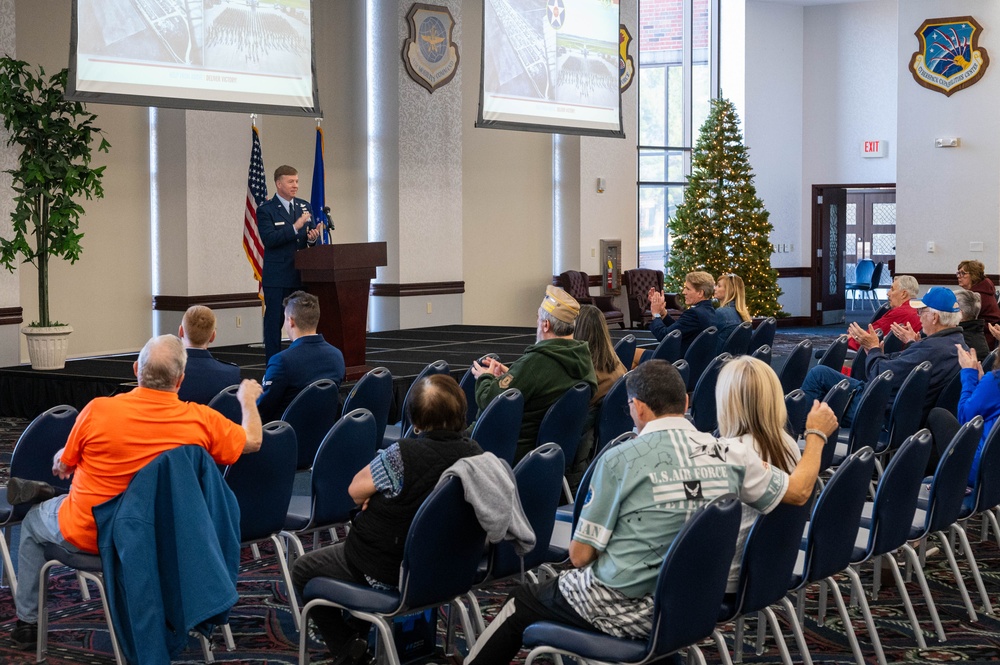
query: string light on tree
[{"left": 665, "top": 96, "right": 783, "bottom": 317}]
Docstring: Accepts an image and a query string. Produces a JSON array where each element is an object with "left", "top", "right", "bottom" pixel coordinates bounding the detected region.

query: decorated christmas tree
[{"left": 665, "top": 97, "right": 783, "bottom": 317}]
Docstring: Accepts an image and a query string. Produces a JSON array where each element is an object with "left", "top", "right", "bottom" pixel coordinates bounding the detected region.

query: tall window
[{"left": 638, "top": 0, "right": 719, "bottom": 271}]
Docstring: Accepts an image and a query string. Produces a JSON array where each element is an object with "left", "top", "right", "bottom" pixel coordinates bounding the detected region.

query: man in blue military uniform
[
  {"left": 177, "top": 305, "right": 241, "bottom": 404},
  {"left": 257, "top": 164, "right": 322, "bottom": 362},
  {"left": 257, "top": 291, "right": 346, "bottom": 422}
]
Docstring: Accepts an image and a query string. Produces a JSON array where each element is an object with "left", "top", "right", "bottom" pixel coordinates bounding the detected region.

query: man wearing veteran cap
[
  {"left": 801, "top": 286, "right": 966, "bottom": 426},
  {"left": 472, "top": 285, "right": 598, "bottom": 462}
]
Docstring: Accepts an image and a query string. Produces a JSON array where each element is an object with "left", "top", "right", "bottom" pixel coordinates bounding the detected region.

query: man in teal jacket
[{"left": 472, "top": 285, "right": 597, "bottom": 461}]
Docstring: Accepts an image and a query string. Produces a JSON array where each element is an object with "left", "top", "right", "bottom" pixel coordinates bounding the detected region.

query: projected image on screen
[
  {"left": 478, "top": 0, "right": 622, "bottom": 137},
  {"left": 70, "top": 0, "right": 319, "bottom": 116}
]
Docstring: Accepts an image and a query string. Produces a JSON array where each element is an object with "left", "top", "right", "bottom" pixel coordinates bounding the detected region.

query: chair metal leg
[
  {"left": 0, "top": 526, "right": 17, "bottom": 596},
  {"left": 465, "top": 590, "right": 487, "bottom": 638},
  {"left": 251, "top": 542, "right": 261, "bottom": 560},
  {"left": 901, "top": 542, "right": 945, "bottom": 642},
  {"left": 197, "top": 632, "right": 215, "bottom": 663},
  {"left": 762, "top": 606, "right": 794, "bottom": 665},
  {"left": 270, "top": 534, "right": 302, "bottom": 630},
  {"left": 779, "top": 596, "right": 813, "bottom": 665},
  {"left": 711, "top": 628, "right": 735, "bottom": 665},
  {"left": 222, "top": 622, "right": 236, "bottom": 651},
  {"left": 883, "top": 552, "right": 928, "bottom": 649},
  {"left": 844, "top": 566, "right": 886, "bottom": 665},
  {"left": 952, "top": 523, "right": 994, "bottom": 615},
  {"left": 562, "top": 477, "right": 573, "bottom": 504},
  {"left": 755, "top": 610, "right": 766, "bottom": 655},
  {"left": 934, "top": 530, "right": 978, "bottom": 622},
  {"left": 449, "top": 597, "right": 478, "bottom": 652},
  {"left": 687, "top": 644, "right": 708, "bottom": 665},
  {"left": 817, "top": 579, "right": 828, "bottom": 623},
  {"left": 734, "top": 615, "right": 744, "bottom": 663},
  {"left": 825, "top": 575, "right": 866, "bottom": 665},
  {"left": 37, "top": 560, "right": 57, "bottom": 663},
  {"left": 77, "top": 570, "right": 92, "bottom": 601},
  {"left": 985, "top": 508, "right": 1000, "bottom": 548}
]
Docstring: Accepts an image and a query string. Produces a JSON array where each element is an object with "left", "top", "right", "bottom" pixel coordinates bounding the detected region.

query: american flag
[{"left": 243, "top": 125, "right": 267, "bottom": 297}]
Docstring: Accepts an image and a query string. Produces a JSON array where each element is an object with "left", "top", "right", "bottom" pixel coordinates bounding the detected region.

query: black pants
[
  {"left": 263, "top": 285, "right": 296, "bottom": 362},
  {"left": 464, "top": 577, "right": 593, "bottom": 665},
  {"left": 292, "top": 542, "right": 371, "bottom": 655}
]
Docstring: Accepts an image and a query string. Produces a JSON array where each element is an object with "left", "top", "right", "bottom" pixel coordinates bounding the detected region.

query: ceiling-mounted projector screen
[
  {"left": 68, "top": 0, "right": 320, "bottom": 117},
  {"left": 477, "top": 0, "right": 622, "bottom": 138}
]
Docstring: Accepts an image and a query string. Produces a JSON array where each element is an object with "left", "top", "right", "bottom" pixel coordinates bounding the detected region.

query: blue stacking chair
[
  {"left": 828, "top": 370, "right": 893, "bottom": 468},
  {"left": 683, "top": 326, "right": 718, "bottom": 391},
  {"left": 536, "top": 382, "right": 593, "bottom": 501},
  {"left": 851, "top": 431, "right": 937, "bottom": 648},
  {"left": 816, "top": 334, "right": 849, "bottom": 371},
  {"left": 867, "top": 301, "right": 891, "bottom": 327},
  {"left": 383, "top": 360, "right": 450, "bottom": 447},
  {"left": 0, "top": 405, "right": 77, "bottom": 595},
  {"left": 224, "top": 421, "right": 300, "bottom": 628},
  {"left": 298, "top": 476, "right": 486, "bottom": 665},
  {"left": 690, "top": 353, "right": 731, "bottom": 433},
  {"left": 787, "top": 448, "right": 877, "bottom": 665},
  {"left": 521, "top": 495, "right": 742, "bottom": 665},
  {"left": 721, "top": 321, "right": 753, "bottom": 356},
  {"left": 847, "top": 259, "right": 876, "bottom": 310},
  {"left": 280, "top": 378, "right": 340, "bottom": 470},
  {"left": 649, "top": 329, "right": 682, "bottom": 363},
  {"left": 341, "top": 367, "right": 393, "bottom": 444},
  {"left": 821, "top": 378, "right": 852, "bottom": 423},
  {"left": 850, "top": 346, "right": 870, "bottom": 381},
  {"left": 749, "top": 317, "right": 776, "bottom": 356},
  {"left": 459, "top": 354, "right": 497, "bottom": 427},
  {"left": 614, "top": 334, "right": 637, "bottom": 369},
  {"left": 874, "top": 362, "right": 931, "bottom": 477},
  {"left": 909, "top": 417, "right": 986, "bottom": 624},
  {"left": 595, "top": 371, "right": 632, "bottom": 455},
  {"left": 672, "top": 358, "right": 690, "bottom": 389},
  {"left": 778, "top": 339, "right": 812, "bottom": 395},
  {"left": 934, "top": 370, "right": 963, "bottom": 416},
  {"left": 466, "top": 443, "right": 565, "bottom": 640},
  {"left": 982, "top": 348, "right": 999, "bottom": 372},
  {"left": 283, "top": 409, "right": 378, "bottom": 560},
  {"left": 750, "top": 344, "right": 772, "bottom": 367},
  {"left": 784, "top": 390, "right": 810, "bottom": 441},
  {"left": 207, "top": 385, "right": 241, "bottom": 424},
  {"left": 712, "top": 501, "right": 813, "bottom": 665},
  {"left": 470, "top": 388, "right": 524, "bottom": 465},
  {"left": 882, "top": 332, "right": 904, "bottom": 354},
  {"left": 960, "top": 419, "right": 1000, "bottom": 546}
]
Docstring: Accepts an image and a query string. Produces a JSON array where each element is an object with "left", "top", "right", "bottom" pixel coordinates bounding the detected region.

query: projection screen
[
  {"left": 478, "top": 0, "right": 622, "bottom": 137},
  {"left": 68, "top": 0, "right": 320, "bottom": 117}
]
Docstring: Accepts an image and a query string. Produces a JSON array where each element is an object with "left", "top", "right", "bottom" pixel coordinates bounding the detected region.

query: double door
[{"left": 846, "top": 190, "right": 896, "bottom": 287}]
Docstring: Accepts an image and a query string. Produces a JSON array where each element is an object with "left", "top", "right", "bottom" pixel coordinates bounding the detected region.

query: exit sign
[{"left": 862, "top": 140, "right": 887, "bottom": 158}]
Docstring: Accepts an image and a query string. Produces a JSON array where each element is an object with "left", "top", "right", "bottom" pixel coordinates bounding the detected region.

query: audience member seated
[
  {"left": 632, "top": 270, "right": 716, "bottom": 368},
  {"left": 6, "top": 335, "right": 263, "bottom": 650},
  {"left": 463, "top": 360, "right": 836, "bottom": 665},
  {"left": 471, "top": 286, "right": 597, "bottom": 462},
  {"left": 714, "top": 273, "right": 751, "bottom": 353},
  {"left": 257, "top": 290, "right": 346, "bottom": 422},
  {"left": 802, "top": 286, "right": 966, "bottom": 427},
  {"left": 568, "top": 304, "right": 627, "bottom": 489},
  {"left": 291, "top": 374, "right": 482, "bottom": 665},
  {"left": 177, "top": 305, "right": 241, "bottom": 404},
  {"left": 925, "top": 346, "right": 1000, "bottom": 486},
  {"left": 847, "top": 275, "right": 921, "bottom": 351},
  {"left": 958, "top": 260, "right": 1000, "bottom": 350},
  {"left": 715, "top": 356, "right": 802, "bottom": 592},
  {"left": 956, "top": 289, "right": 990, "bottom": 359}
]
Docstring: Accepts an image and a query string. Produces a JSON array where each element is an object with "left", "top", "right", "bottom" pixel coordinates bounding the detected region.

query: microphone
[{"left": 323, "top": 206, "right": 334, "bottom": 231}]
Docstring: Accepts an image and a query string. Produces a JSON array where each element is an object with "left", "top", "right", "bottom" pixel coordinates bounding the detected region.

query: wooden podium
[{"left": 296, "top": 242, "right": 387, "bottom": 380}]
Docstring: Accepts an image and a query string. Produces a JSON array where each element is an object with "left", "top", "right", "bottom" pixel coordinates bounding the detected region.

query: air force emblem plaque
[
  {"left": 403, "top": 3, "right": 460, "bottom": 93},
  {"left": 619, "top": 25, "right": 635, "bottom": 92},
  {"left": 909, "top": 16, "right": 989, "bottom": 97}
]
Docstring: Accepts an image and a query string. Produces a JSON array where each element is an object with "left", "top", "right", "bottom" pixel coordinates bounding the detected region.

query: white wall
[{"left": 896, "top": 1, "right": 1000, "bottom": 282}]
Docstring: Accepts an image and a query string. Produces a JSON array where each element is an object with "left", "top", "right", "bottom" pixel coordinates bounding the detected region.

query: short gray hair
[
  {"left": 137, "top": 335, "right": 187, "bottom": 390},
  {"left": 931, "top": 309, "right": 962, "bottom": 327},
  {"left": 895, "top": 275, "right": 919, "bottom": 299},
  {"left": 955, "top": 289, "right": 982, "bottom": 321},
  {"left": 539, "top": 308, "right": 575, "bottom": 336}
]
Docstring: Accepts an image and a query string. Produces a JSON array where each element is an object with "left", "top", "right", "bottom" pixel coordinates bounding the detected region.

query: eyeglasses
[{"left": 957, "top": 270, "right": 969, "bottom": 277}]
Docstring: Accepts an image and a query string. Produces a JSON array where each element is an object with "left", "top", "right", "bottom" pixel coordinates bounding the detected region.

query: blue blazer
[
  {"left": 94, "top": 446, "right": 240, "bottom": 665},
  {"left": 257, "top": 334, "right": 346, "bottom": 422},
  {"left": 649, "top": 299, "right": 716, "bottom": 354},
  {"left": 178, "top": 348, "right": 241, "bottom": 405},
  {"left": 256, "top": 195, "right": 314, "bottom": 288}
]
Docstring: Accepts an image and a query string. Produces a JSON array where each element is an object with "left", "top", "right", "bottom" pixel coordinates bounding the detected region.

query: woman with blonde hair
[
  {"left": 714, "top": 273, "right": 751, "bottom": 353},
  {"left": 569, "top": 305, "right": 627, "bottom": 488},
  {"left": 716, "top": 355, "right": 802, "bottom": 593}
]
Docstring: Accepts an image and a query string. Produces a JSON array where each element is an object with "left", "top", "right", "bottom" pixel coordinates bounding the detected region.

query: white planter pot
[{"left": 21, "top": 325, "right": 73, "bottom": 370}]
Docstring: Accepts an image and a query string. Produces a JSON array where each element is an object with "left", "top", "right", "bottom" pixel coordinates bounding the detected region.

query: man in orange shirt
[{"left": 9, "top": 334, "right": 263, "bottom": 650}]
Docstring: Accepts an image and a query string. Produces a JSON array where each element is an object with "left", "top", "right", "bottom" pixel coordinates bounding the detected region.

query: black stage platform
[{"left": 0, "top": 324, "right": 838, "bottom": 419}]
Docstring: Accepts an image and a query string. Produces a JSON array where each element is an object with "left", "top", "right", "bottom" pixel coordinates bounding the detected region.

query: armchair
[
  {"left": 622, "top": 268, "right": 680, "bottom": 328},
  {"left": 556, "top": 271, "right": 625, "bottom": 328}
]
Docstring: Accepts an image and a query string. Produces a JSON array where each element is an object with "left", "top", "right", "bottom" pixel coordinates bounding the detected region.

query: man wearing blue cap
[{"left": 801, "top": 286, "right": 966, "bottom": 426}]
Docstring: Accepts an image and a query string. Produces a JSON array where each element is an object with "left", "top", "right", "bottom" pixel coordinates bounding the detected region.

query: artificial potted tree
[{"left": 0, "top": 57, "right": 110, "bottom": 369}]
